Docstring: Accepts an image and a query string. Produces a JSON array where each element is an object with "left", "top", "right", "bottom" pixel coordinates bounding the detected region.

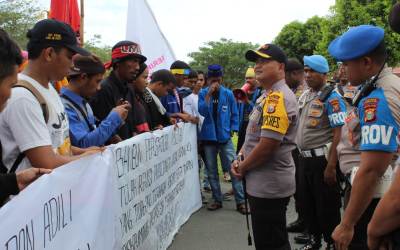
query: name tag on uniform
[
  {"left": 308, "top": 100, "right": 324, "bottom": 118},
  {"left": 249, "top": 105, "right": 262, "bottom": 124}
]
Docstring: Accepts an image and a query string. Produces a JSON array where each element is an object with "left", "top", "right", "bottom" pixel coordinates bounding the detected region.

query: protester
[
  {"left": 285, "top": 58, "right": 308, "bottom": 237},
  {"left": 328, "top": 25, "right": 400, "bottom": 250},
  {"left": 161, "top": 60, "right": 190, "bottom": 114},
  {"left": 198, "top": 64, "right": 246, "bottom": 213},
  {"left": 296, "top": 55, "right": 345, "bottom": 249},
  {"left": 236, "top": 67, "right": 262, "bottom": 153},
  {"left": 187, "top": 69, "right": 198, "bottom": 90},
  {"left": 230, "top": 44, "right": 298, "bottom": 249},
  {"left": 61, "top": 54, "right": 130, "bottom": 148},
  {"left": 195, "top": 70, "right": 211, "bottom": 192},
  {"left": 0, "top": 19, "right": 101, "bottom": 175},
  {"left": 90, "top": 40, "right": 146, "bottom": 140},
  {"left": 0, "top": 29, "right": 52, "bottom": 206},
  {"left": 183, "top": 70, "right": 204, "bottom": 130},
  {"left": 130, "top": 63, "right": 151, "bottom": 134},
  {"left": 145, "top": 69, "right": 177, "bottom": 129}
]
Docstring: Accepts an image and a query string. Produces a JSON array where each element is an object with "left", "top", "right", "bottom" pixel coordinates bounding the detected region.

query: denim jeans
[
  {"left": 203, "top": 139, "right": 244, "bottom": 204},
  {"left": 203, "top": 167, "right": 210, "bottom": 188}
]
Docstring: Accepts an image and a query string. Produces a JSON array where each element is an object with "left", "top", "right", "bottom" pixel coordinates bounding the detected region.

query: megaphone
[{"left": 233, "top": 83, "right": 251, "bottom": 103}]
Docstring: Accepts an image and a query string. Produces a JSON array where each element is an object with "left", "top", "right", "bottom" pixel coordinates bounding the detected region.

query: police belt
[{"left": 299, "top": 147, "right": 325, "bottom": 158}]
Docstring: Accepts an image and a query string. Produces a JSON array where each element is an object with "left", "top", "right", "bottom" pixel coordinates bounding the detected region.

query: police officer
[
  {"left": 285, "top": 58, "right": 308, "bottom": 236},
  {"left": 328, "top": 25, "right": 400, "bottom": 250},
  {"left": 367, "top": 6, "right": 400, "bottom": 249},
  {"left": 231, "top": 44, "right": 299, "bottom": 249},
  {"left": 296, "top": 55, "right": 346, "bottom": 250}
]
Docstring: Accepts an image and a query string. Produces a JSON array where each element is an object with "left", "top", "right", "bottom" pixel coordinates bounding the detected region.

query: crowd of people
[{"left": 1, "top": 4, "right": 400, "bottom": 250}]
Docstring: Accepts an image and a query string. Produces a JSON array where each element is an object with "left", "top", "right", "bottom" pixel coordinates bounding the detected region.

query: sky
[{"left": 38, "top": 0, "right": 335, "bottom": 61}]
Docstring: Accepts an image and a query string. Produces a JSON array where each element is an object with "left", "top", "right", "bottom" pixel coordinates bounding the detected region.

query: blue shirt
[
  {"left": 358, "top": 87, "right": 399, "bottom": 152},
  {"left": 160, "top": 89, "right": 181, "bottom": 116},
  {"left": 60, "top": 88, "right": 122, "bottom": 148}
]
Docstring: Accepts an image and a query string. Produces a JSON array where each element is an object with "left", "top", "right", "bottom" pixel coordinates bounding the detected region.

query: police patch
[
  {"left": 364, "top": 108, "right": 376, "bottom": 123},
  {"left": 267, "top": 104, "right": 276, "bottom": 113},
  {"left": 329, "top": 98, "right": 341, "bottom": 113},
  {"left": 363, "top": 98, "right": 378, "bottom": 123}
]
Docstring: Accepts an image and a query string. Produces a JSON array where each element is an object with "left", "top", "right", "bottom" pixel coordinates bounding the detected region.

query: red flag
[{"left": 49, "top": 0, "right": 81, "bottom": 34}]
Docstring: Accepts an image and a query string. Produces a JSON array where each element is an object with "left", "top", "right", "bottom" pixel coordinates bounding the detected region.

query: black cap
[
  {"left": 27, "top": 19, "right": 90, "bottom": 56},
  {"left": 245, "top": 44, "right": 287, "bottom": 65},
  {"left": 285, "top": 58, "right": 304, "bottom": 72},
  {"left": 389, "top": 2, "right": 400, "bottom": 33},
  {"left": 68, "top": 54, "right": 105, "bottom": 76}
]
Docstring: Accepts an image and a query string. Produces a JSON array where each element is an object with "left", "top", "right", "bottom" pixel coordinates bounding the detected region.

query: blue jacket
[
  {"left": 61, "top": 88, "right": 122, "bottom": 148},
  {"left": 160, "top": 89, "right": 181, "bottom": 116},
  {"left": 198, "top": 86, "right": 239, "bottom": 142},
  {"left": 238, "top": 88, "right": 262, "bottom": 131}
]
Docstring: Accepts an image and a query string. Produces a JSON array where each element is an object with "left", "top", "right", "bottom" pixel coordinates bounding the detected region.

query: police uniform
[
  {"left": 244, "top": 44, "right": 299, "bottom": 250},
  {"left": 243, "top": 79, "right": 298, "bottom": 250},
  {"left": 297, "top": 56, "right": 347, "bottom": 247},
  {"left": 329, "top": 25, "right": 400, "bottom": 250}
]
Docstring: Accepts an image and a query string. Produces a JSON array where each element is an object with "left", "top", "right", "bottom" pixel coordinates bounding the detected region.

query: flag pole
[{"left": 80, "top": 0, "right": 85, "bottom": 46}]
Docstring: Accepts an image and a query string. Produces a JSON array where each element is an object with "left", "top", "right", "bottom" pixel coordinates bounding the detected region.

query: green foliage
[
  {"left": 83, "top": 34, "right": 112, "bottom": 63},
  {"left": 188, "top": 38, "right": 259, "bottom": 89},
  {"left": 274, "top": 16, "right": 327, "bottom": 62},
  {"left": 315, "top": 0, "right": 400, "bottom": 67},
  {"left": 0, "top": 0, "right": 44, "bottom": 49},
  {"left": 274, "top": 0, "right": 400, "bottom": 68}
]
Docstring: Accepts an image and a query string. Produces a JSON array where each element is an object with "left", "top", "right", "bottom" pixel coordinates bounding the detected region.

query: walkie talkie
[
  {"left": 352, "top": 79, "right": 377, "bottom": 107},
  {"left": 318, "top": 84, "right": 335, "bottom": 102}
]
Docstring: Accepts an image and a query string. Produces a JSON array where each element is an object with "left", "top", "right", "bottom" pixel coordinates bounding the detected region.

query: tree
[
  {"left": 0, "top": 0, "right": 44, "bottom": 49},
  {"left": 83, "top": 34, "right": 112, "bottom": 63},
  {"left": 315, "top": 0, "right": 400, "bottom": 66},
  {"left": 188, "top": 38, "right": 259, "bottom": 89},
  {"left": 274, "top": 16, "right": 327, "bottom": 62}
]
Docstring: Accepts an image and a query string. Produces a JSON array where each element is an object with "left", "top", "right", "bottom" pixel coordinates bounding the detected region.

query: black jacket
[
  {"left": 90, "top": 72, "right": 137, "bottom": 140},
  {"left": 140, "top": 89, "right": 170, "bottom": 130},
  {"left": 0, "top": 173, "right": 19, "bottom": 206}
]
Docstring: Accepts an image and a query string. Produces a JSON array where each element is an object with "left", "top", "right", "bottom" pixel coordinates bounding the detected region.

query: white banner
[
  {"left": 126, "top": 0, "right": 176, "bottom": 73},
  {"left": 0, "top": 123, "right": 201, "bottom": 250}
]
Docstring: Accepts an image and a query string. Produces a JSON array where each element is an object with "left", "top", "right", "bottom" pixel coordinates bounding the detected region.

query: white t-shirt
[
  {"left": 0, "top": 74, "right": 71, "bottom": 172},
  {"left": 183, "top": 93, "right": 204, "bottom": 131}
]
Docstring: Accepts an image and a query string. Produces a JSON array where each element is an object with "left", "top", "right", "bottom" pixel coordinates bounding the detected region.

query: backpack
[{"left": 0, "top": 80, "right": 49, "bottom": 174}]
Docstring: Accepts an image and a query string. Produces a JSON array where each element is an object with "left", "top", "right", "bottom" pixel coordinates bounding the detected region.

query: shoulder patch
[
  {"left": 261, "top": 91, "right": 289, "bottom": 135},
  {"left": 329, "top": 98, "right": 341, "bottom": 113},
  {"left": 363, "top": 98, "right": 379, "bottom": 123}
]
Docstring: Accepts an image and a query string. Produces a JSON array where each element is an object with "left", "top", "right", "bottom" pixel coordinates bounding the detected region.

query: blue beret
[
  {"left": 303, "top": 55, "right": 329, "bottom": 74},
  {"left": 328, "top": 25, "right": 385, "bottom": 61},
  {"left": 207, "top": 64, "right": 223, "bottom": 77}
]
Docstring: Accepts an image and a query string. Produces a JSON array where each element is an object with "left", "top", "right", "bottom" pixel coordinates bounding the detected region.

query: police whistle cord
[{"left": 243, "top": 177, "right": 252, "bottom": 246}]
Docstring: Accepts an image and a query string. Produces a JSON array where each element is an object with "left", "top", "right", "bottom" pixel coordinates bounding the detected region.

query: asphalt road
[{"left": 168, "top": 181, "right": 308, "bottom": 250}]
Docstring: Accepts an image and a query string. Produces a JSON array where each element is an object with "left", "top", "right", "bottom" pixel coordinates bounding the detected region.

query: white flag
[{"left": 126, "top": 0, "right": 176, "bottom": 73}]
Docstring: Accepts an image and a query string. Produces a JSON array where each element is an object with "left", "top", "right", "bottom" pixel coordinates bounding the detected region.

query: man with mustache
[{"left": 90, "top": 41, "right": 146, "bottom": 140}]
